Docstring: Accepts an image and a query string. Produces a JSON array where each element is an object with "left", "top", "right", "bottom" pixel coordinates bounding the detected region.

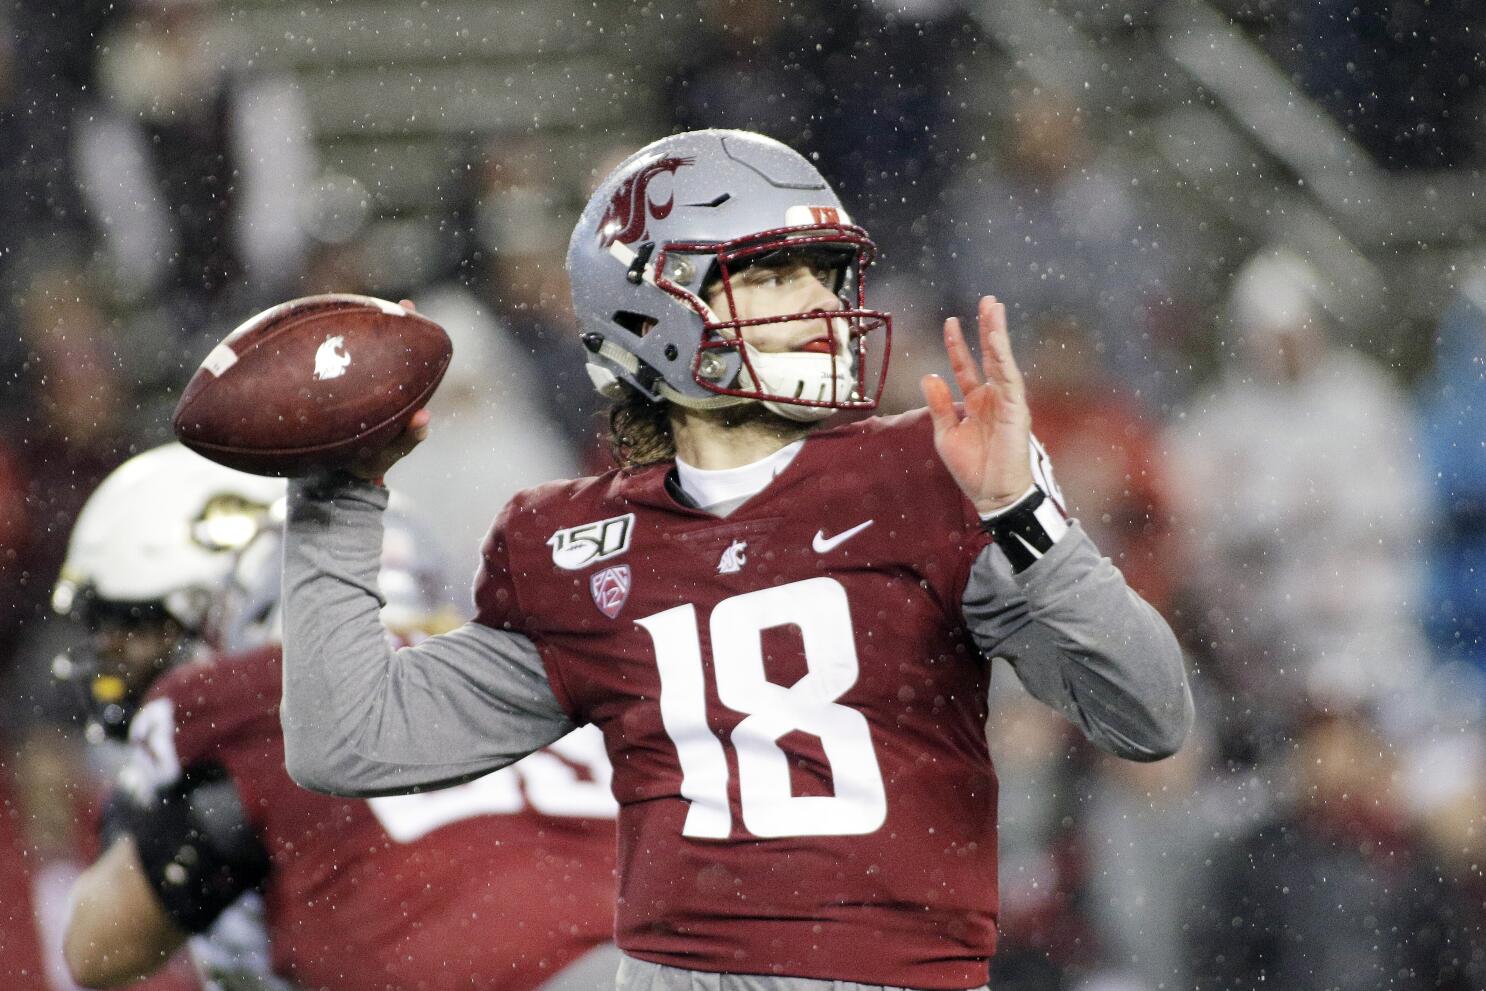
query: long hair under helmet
[{"left": 567, "top": 129, "right": 892, "bottom": 424}]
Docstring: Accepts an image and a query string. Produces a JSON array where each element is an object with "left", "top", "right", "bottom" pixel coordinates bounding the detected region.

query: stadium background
[{"left": 1, "top": 0, "right": 1484, "bottom": 987}]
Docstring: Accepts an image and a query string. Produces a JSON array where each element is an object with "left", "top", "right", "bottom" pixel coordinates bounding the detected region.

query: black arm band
[
  {"left": 979, "top": 487, "right": 1069, "bottom": 573},
  {"left": 105, "top": 765, "right": 271, "bottom": 934}
]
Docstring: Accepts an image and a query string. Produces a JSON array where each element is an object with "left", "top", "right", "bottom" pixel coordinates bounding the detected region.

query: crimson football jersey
[
  {"left": 474, "top": 409, "right": 1000, "bottom": 989},
  {"left": 127, "top": 647, "right": 617, "bottom": 991}
]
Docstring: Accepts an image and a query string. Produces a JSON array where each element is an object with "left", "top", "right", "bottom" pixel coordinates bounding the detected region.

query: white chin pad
[{"left": 741, "top": 345, "right": 858, "bottom": 422}]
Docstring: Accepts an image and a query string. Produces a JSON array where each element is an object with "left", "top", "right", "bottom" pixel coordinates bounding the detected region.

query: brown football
[{"left": 173, "top": 294, "right": 452, "bottom": 477}]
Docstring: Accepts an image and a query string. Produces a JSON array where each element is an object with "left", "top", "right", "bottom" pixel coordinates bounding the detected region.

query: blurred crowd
[{"left": 1, "top": 0, "right": 1484, "bottom": 989}]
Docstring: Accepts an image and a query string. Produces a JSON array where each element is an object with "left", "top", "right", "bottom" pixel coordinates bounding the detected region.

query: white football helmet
[
  {"left": 53, "top": 443, "right": 286, "bottom": 640},
  {"left": 52, "top": 444, "right": 285, "bottom": 739}
]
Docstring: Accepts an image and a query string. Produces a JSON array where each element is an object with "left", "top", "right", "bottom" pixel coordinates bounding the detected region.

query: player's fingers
[
  {"left": 976, "top": 297, "right": 1007, "bottom": 380},
  {"left": 348, "top": 410, "right": 430, "bottom": 480},
  {"left": 921, "top": 374, "right": 959, "bottom": 436},
  {"left": 399, "top": 298, "right": 418, "bottom": 313},
  {"left": 943, "top": 317, "right": 981, "bottom": 398},
  {"left": 390, "top": 410, "right": 431, "bottom": 453},
  {"left": 979, "top": 297, "right": 1026, "bottom": 402}
]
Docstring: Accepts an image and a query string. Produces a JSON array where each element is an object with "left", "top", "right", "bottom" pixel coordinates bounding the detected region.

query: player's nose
[{"left": 804, "top": 278, "right": 844, "bottom": 313}]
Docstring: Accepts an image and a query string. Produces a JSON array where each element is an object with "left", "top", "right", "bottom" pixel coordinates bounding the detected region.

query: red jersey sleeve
[
  {"left": 129, "top": 650, "right": 281, "bottom": 794},
  {"left": 472, "top": 500, "right": 529, "bottom": 633}
]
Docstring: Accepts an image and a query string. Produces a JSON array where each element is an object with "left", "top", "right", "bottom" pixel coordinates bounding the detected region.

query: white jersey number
[
  {"left": 638, "top": 576, "right": 887, "bottom": 839},
  {"left": 368, "top": 725, "right": 615, "bottom": 843}
]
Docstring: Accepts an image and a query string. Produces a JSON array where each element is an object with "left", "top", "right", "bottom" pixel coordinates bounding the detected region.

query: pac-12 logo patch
[
  {"left": 548, "top": 513, "right": 635, "bottom": 570},
  {"left": 590, "top": 565, "right": 632, "bottom": 619}
]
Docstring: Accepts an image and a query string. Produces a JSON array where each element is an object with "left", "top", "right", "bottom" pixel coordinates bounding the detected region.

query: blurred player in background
[
  {"left": 54, "top": 444, "right": 618, "bottom": 991},
  {"left": 280, "top": 129, "right": 1193, "bottom": 989}
]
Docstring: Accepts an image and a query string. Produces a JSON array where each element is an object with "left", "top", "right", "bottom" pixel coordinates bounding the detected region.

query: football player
[
  {"left": 280, "top": 129, "right": 1194, "bottom": 990},
  {"left": 56, "top": 444, "right": 618, "bottom": 991}
]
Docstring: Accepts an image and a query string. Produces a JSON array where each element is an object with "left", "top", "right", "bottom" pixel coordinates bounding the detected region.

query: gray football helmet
[{"left": 567, "top": 129, "right": 892, "bottom": 422}]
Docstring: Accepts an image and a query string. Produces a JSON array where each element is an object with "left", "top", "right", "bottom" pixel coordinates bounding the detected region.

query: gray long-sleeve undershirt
[
  {"left": 281, "top": 475, "right": 1192, "bottom": 798},
  {"left": 280, "top": 476, "right": 575, "bottom": 797},
  {"left": 961, "top": 519, "right": 1194, "bottom": 760}
]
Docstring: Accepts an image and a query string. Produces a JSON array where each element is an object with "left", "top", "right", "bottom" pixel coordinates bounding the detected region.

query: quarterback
[{"left": 281, "top": 129, "right": 1193, "bottom": 990}]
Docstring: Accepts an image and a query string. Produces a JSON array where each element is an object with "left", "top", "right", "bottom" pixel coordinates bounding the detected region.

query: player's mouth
[{"left": 794, "top": 335, "right": 837, "bottom": 354}]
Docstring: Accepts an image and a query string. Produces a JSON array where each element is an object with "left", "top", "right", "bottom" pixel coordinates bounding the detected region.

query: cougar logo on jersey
[
  {"left": 313, "top": 335, "right": 351, "bottom": 380},
  {"left": 717, "top": 539, "right": 747, "bottom": 574},
  {"left": 597, "top": 155, "right": 693, "bottom": 248},
  {"left": 548, "top": 513, "right": 635, "bottom": 570}
]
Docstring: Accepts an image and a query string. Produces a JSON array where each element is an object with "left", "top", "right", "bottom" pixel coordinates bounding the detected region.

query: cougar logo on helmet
[{"left": 598, "top": 156, "right": 693, "bottom": 248}]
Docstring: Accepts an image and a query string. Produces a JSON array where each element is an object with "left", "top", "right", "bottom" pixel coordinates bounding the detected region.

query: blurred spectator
[
  {"left": 72, "top": 0, "right": 314, "bottom": 320},
  {"left": 1276, "top": 0, "right": 1486, "bottom": 170},
  {"left": 1188, "top": 708, "right": 1482, "bottom": 990},
  {"left": 400, "top": 284, "right": 584, "bottom": 596},
  {"left": 0, "top": 440, "right": 30, "bottom": 647},
  {"left": 0, "top": 1, "right": 118, "bottom": 294},
  {"left": 0, "top": 722, "right": 202, "bottom": 991},
  {"left": 1403, "top": 731, "right": 1486, "bottom": 977},
  {"left": 666, "top": 0, "right": 818, "bottom": 147},
  {"left": 1418, "top": 277, "right": 1486, "bottom": 674},
  {"left": 1077, "top": 717, "right": 1267, "bottom": 991},
  {"left": 1023, "top": 312, "right": 1181, "bottom": 613},
  {"left": 945, "top": 88, "right": 1182, "bottom": 407},
  {"left": 988, "top": 676, "right": 1103, "bottom": 991},
  {"left": 1168, "top": 247, "right": 1431, "bottom": 738},
  {"left": 665, "top": 0, "right": 965, "bottom": 242},
  {"left": 467, "top": 138, "right": 604, "bottom": 458},
  {"left": 2, "top": 262, "right": 132, "bottom": 691},
  {"left": 0, "top": 727, "right": 91, "bottom": 991}
]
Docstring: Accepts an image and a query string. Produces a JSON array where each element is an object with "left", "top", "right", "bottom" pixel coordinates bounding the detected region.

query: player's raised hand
[{"left": 920, "top": 296, "right": 1035, "bottom": 515}]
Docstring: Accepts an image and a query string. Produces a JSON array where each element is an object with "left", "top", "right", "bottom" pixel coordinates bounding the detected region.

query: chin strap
[{"left": 584, "top": 336, "right": 750, "bottom": 411}]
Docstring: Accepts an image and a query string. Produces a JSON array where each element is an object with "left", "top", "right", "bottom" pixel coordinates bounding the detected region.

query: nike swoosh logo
[{"left": 812, "top": 519, "right": 874, "bottom": 553}]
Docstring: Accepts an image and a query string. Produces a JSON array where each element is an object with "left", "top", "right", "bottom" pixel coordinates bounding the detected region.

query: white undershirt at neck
[{"left": 674, "top": 440, "right": 805, "bottom": 518}]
